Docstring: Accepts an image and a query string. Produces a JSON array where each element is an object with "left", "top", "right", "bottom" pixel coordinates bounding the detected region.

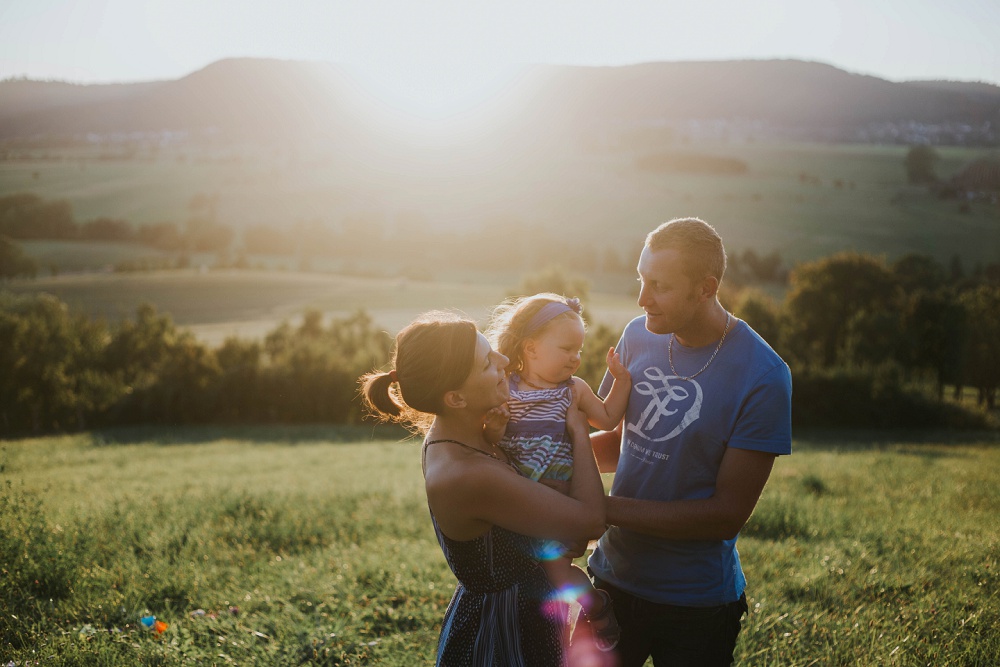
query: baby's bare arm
[{"left": 574, "top": 348, "right": 631, "bottom": 430}]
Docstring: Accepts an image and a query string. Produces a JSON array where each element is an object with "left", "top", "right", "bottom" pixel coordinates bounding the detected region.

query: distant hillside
[
  {"left": 1, "top": 58, "right": 998, "bottom": 145},
  {"left": 526, "top": 60, "right": 1000, "bottom": 127},
  {"left": 0, "top": 59, "right": 381, "bottom": 143}
]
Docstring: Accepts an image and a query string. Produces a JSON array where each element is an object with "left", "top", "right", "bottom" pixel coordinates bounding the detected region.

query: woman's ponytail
[
  {"left": 360, "top": 370, "right": 403, "bottom": 420},
  {"left": 358, "top": 311, "right": 477, "bottom": 434}
]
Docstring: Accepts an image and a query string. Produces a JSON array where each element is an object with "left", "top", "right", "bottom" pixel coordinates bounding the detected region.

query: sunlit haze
[{"left": 1, "top": 0, "right": 998, "bottom": 118}]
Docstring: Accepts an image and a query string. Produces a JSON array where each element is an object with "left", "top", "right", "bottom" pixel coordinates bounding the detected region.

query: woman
[{"left": 361, "top": 311, "right": 607, "bottom": 666}]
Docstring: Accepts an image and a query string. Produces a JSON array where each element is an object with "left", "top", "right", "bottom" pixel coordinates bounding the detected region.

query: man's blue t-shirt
[{"left": 588, "top": 316, "right": 792, "bottom": 607}]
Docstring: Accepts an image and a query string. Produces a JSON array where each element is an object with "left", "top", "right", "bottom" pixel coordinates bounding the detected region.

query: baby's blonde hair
[{"left": 486, "top": 293, "right": 584, "bottom": 374}]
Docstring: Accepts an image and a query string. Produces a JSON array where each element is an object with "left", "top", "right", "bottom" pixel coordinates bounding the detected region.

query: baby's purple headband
[{"left": 524, "top": 297, "right": 582, "bottom": 336}]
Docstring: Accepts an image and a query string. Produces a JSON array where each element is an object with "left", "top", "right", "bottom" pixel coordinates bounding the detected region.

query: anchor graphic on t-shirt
[{"left": 626, "top": 366, "right": 702, "bottom": 442}]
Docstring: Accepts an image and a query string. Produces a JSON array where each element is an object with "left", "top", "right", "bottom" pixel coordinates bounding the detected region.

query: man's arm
[
  {"left": 606, "top": 447, "right": 776, "bottom": 541},
  {"left": 589, "top": 422, "right": 623, "bottom": 474}
]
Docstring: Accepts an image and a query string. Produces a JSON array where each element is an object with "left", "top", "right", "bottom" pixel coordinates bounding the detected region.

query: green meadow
[
  {"left": 2, "top": 428, "right": 998, "bottom": 666},
  {"left": 4, "top": 141, "right": 999, "bottom": 267}
]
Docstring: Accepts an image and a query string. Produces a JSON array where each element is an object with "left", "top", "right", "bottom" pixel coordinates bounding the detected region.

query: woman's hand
[
  {"left": 565, "top": 403, "right": 591, "bottom": 444},
  {"left": 483, "top": 403, "right": 510, "bottom": 444}
]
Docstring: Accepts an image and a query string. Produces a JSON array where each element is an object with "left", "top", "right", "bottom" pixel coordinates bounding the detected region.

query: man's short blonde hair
[{"left": 645, "top": 217, "right": 727, "bottom": 283}]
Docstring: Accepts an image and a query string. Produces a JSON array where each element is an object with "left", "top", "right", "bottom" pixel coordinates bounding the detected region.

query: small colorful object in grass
[
  {"left": 229, "top": 606, "right": 239, "bottom": 616},
  {"left": 140, "top": 615, "right": 168, "bottom": 635},
  {"left": 190, "top": 609, "right": 207, "bottom": 618}
]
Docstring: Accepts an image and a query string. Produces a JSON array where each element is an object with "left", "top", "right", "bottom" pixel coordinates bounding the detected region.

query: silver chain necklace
[{"left": 668, "top": 312, "right": 732, "bottom": 380}]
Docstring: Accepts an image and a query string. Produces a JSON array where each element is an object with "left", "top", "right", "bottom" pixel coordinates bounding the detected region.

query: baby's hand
[
  {"left": 483, "top": 404, "right": 510, "bottom": 444},
  {"left": 607, "top": 348, "right": 630, "bottom": 382}
]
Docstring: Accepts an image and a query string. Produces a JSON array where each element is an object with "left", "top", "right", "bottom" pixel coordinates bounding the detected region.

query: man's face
[{"left": 636, "top": 246, "right": 703, "bottom": 336}]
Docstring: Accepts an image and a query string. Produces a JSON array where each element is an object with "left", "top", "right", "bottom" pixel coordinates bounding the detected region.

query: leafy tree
[
  {"left": 783, "top": 253, "right": 899, "bottom": 367},
  {"left": 0, "top": 294, "right": 119, "bottom": 433},
  {"left": 891, "top": 254, "right": 946, "bottom": 293},
  {"left": 146, "top": 336, "right": 222, "bottom": 423},
  {"left": 960, "top": 285, "right": 1000, "bottom": 408},
  {"left": 263, "top": 309, "right": 392, "bottom": 423},
  {"left": 0, "top": 236, "right": 38, "bottom": 279},
  {"left": 103, "top": 304, "right": 180, "bottom": 390},
  {"left": 905, "top": 145, "right": 939, "bottom": 184},
  {"left": 79, "top": 217, "right": 133, "bottom": 241},
  {"left": 215, "top": 337, "right": 264, "bottom": 421},
  {"left": 137, "top": 221, "right": 184, "bottom": 250},
  {"left": 842, "top": 309, "right": 904, "bottom": 368},
  {"left": 732, "top": 288, "right": 782, "bottom": 351},
  {"left": 0, "top": 193, "right": 76, "bottom": 239},
  {"left": 900, "top": 289, "right": 967, "bottom": 399}
]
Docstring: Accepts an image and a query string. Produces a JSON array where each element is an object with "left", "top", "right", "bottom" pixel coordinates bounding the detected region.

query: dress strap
[
  {"left": 423, "top": 439, "right": 520, "bottom": 474},
  {"left": 425, "top": 439, "right": 498, "bottom": 459}
]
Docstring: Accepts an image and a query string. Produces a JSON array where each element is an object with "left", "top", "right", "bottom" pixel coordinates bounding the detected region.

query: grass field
[
  {"left": 2, "top": 427, "right": 998, "bottom": 665},
  {"left": 3, "top": 141, "right": 999, "bottom": 267}
]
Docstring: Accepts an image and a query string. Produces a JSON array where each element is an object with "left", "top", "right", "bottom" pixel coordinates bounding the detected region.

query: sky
[{"left": 1, "top": 0, "right": 998, "bottom": 117}]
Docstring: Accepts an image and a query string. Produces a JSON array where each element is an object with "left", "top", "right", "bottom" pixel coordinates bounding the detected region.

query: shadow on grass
[
  {"left": 793, "top": 427, "right": 1000, "bottom": 453},
  {"left": 88, "top": 422, "right": 415, "bottom": 446}
]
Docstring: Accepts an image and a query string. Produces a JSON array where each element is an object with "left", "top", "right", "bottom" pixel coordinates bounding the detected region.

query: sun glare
[{"left": 345, "top": 61, "right": 527, "bottom": 122}]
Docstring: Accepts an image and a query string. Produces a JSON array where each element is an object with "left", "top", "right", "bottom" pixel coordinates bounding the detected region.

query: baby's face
[{"left": 526, "top": 315, "right": 585, "bottom": 384}]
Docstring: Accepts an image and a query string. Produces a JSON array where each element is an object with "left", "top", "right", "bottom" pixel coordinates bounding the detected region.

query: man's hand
[{"left": 560, "top": 538, "right": 591, "bottom": 559}]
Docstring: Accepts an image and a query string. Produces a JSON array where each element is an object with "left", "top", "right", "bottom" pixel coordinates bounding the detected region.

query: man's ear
[
  {"left": 699, "top": 275, "right": 720, "bottom": 301},
  {"left": 442, "top": 390, "right": 467, "bottom": 410}
]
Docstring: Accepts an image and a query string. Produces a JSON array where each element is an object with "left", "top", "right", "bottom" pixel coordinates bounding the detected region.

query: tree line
[
  {"left": 0, "top": 298, "right": 390, "bottom": 435},
  {"left": 729, "top": 251, "right": 1000, "bottom": 425},
  {"left": 0, "top": 192, "right": 235, "bottom": 278},
  {"left": 1, "top": 249, "right": 998, "bottom": 437}
]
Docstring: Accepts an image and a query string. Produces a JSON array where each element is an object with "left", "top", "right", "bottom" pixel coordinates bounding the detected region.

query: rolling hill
[{"left": 2, "top": 58, "right": 998, "bottom": 145}]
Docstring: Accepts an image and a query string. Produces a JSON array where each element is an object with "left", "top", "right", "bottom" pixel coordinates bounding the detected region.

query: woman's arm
[{"left": 427, "top": 409, "right": 606, "bottom": 544}]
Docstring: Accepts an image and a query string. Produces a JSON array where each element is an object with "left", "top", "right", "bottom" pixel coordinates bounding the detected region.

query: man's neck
[{"left": 673, "top": 302, "right": 731, "bottom": 348}]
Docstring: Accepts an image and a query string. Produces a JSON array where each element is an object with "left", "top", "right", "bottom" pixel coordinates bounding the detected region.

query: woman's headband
[{"left": 524, "top": 297, "right": 582, "bottom": 336}]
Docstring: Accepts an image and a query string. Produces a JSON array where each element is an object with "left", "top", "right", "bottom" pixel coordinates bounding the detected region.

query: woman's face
[{"left": 458, "top": 332, "right": 510, "bottom": 410}]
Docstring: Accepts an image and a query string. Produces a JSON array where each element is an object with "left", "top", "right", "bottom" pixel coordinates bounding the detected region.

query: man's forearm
[
  {"left": 606, "top": 448, "right": 776, "bottom": 541},
  {"left": 589, "top": 427, "right": 621, "bottom": 473},
  {"left": 606, "top": 495, "right": 747, "bottom": 541}
]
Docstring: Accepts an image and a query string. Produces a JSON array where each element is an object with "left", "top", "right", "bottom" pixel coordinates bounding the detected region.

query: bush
[
  {"left": 0, "top": 296, "right": 395, "bottom": 436},
  {"left": 791, "top": 365, "right": 990, "bottom": 430}
]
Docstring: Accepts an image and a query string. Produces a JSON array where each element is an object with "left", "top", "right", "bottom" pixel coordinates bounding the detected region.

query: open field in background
[
  {"left": 3, "top": 141, "right": 999, "bottom": 266},
  {"left": 1, "top": 428, "right": 998, "bottom": 665},
  {"left": 0, "top": 269, "right": 642, "bottom": 344}
]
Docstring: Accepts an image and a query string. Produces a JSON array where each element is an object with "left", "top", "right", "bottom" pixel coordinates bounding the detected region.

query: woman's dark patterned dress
[{"left": 426, "top": 440, "right": 564, "bottom": 666}]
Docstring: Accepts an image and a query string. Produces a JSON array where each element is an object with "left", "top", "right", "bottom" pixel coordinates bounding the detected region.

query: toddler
[{"left": 485, "top": 293, "right": 630, "bottom": 651}]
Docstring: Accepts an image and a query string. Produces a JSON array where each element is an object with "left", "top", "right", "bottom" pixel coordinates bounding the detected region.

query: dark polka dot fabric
[{"left": 430, "top": 513, "right": 564, "bottom": 666}]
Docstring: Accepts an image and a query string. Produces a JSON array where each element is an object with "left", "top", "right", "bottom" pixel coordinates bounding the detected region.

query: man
[{"left": 588, "top": 217, "right": 792, "bottom": 666}]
